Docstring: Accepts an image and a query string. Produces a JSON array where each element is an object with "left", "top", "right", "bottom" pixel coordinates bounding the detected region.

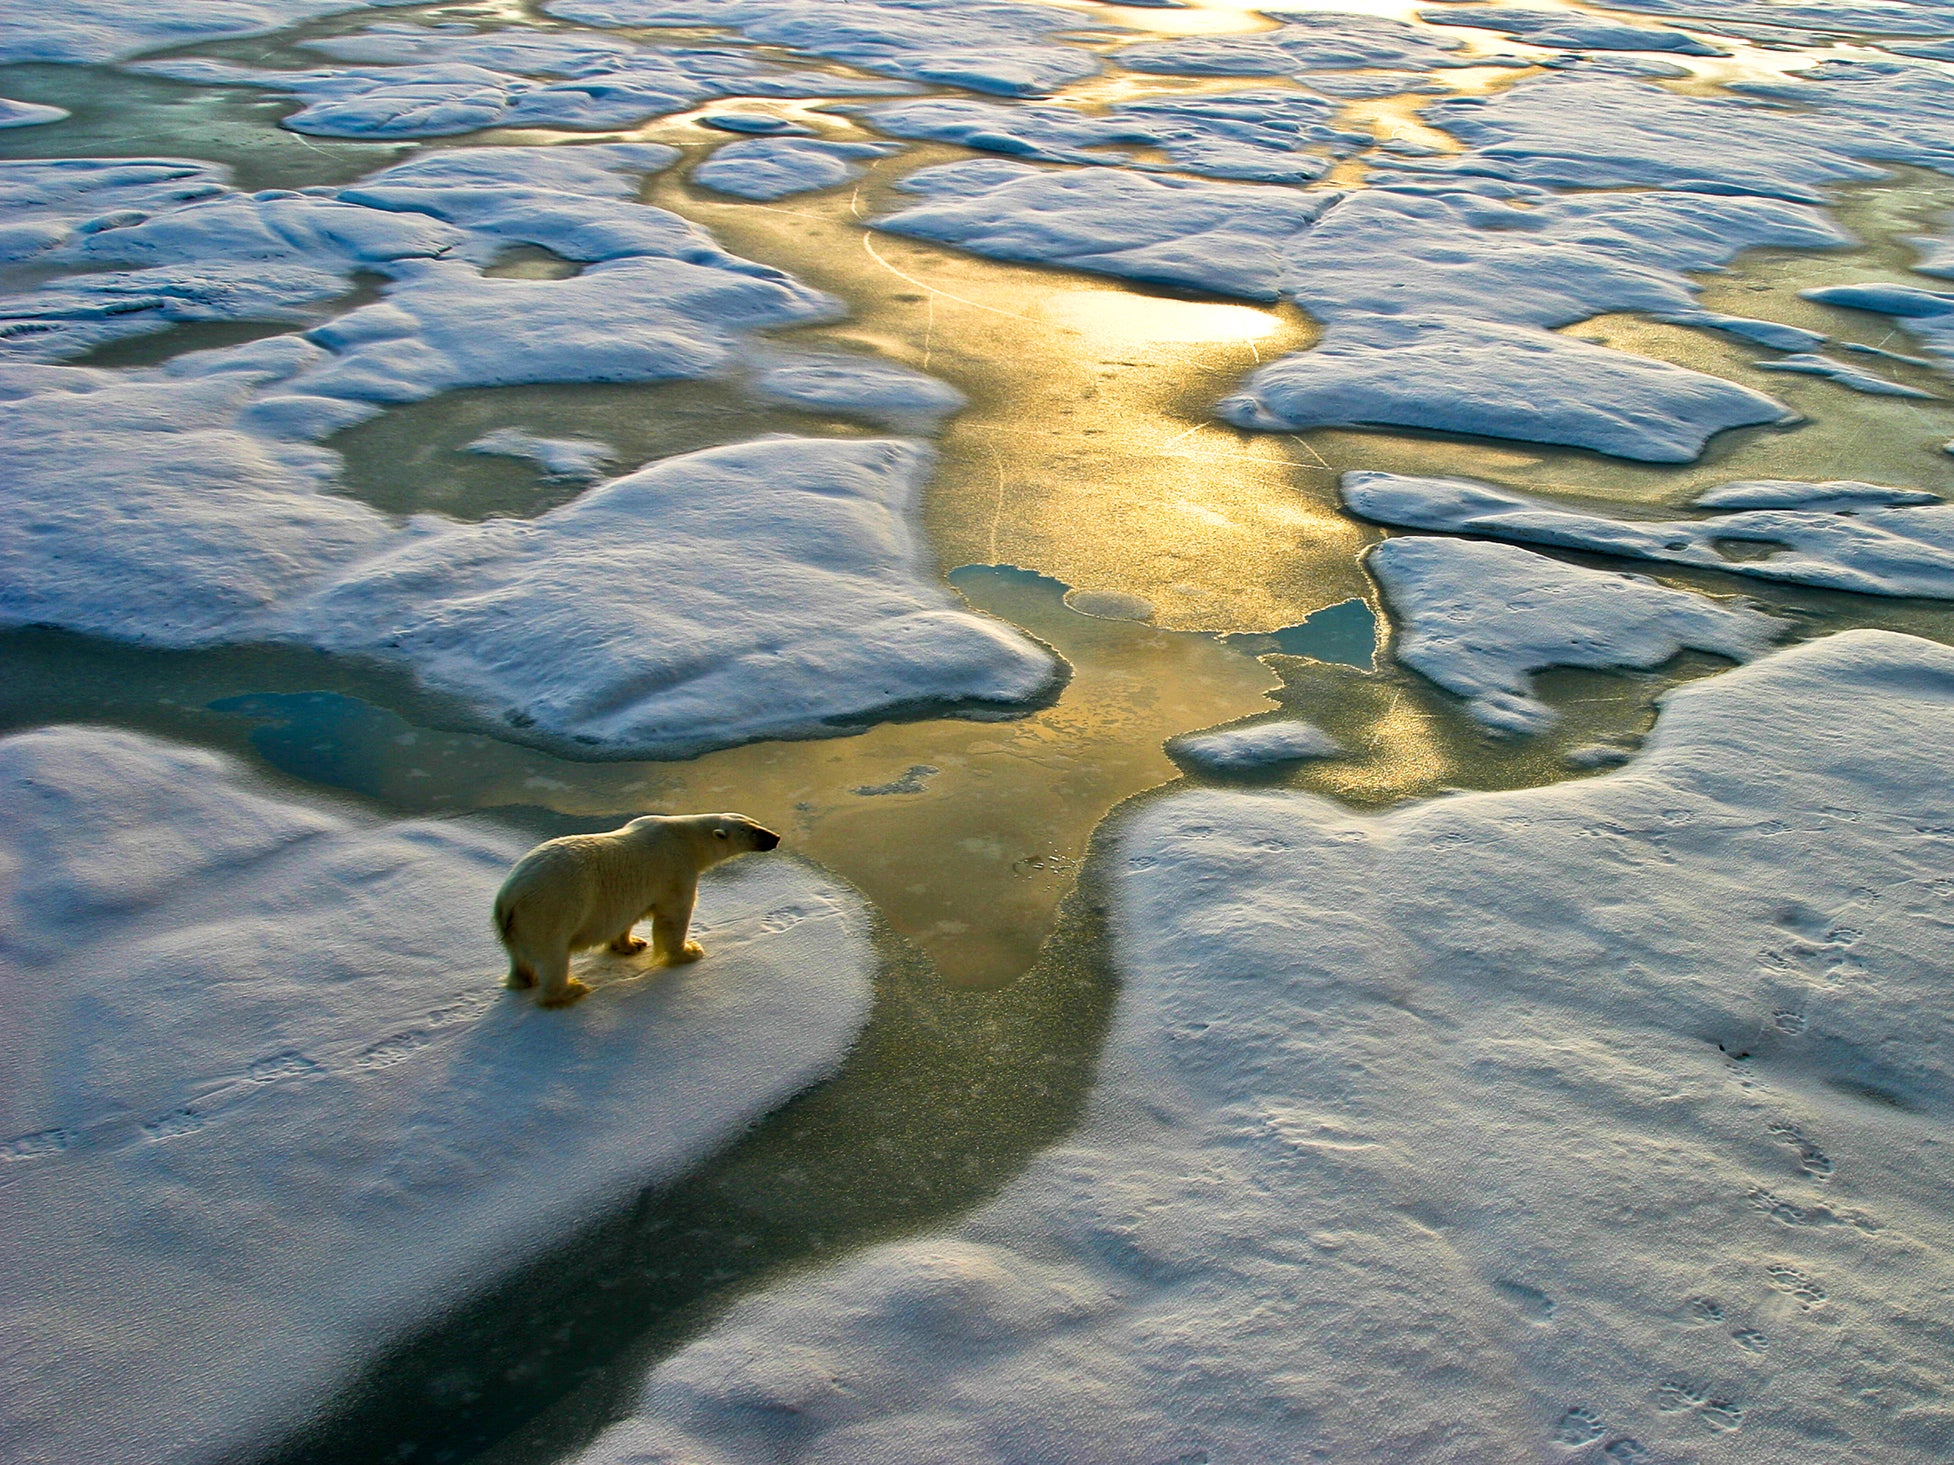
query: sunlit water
[{"left": 5, "top": 4, "right": 1954, "bottom": 1460}]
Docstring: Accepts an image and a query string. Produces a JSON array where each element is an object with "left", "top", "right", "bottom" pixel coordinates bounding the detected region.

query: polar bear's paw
[
  {"left": 667, "top": 941, "right": 706, "bottom": 966},
  {"left": 608, "top": 933, "right": 649, "bottom": 956},
  {"left": 538, "top": 978, "right": 591, "bottom": 1008}
]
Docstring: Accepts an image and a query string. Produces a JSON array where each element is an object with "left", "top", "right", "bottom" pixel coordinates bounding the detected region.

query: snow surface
[
  {"left": 1114, "top": 14, "right": 1472, "bottom": 77},
  {"left": 546, "top": 0, "right": 1101, "bottom": 97},
  {"left": 1732, "top": 61, "right": 1954, "bottom": 178},
  {"left": 1367, "top": 535, "right": 1785, "bottom": 733},
  {"left": 463, "top": 426, "right": 616, "bottom": 480},
  {"left": 0, "top": 98, "right": 67, "bottom": 129},
  {"left": 1219, "top": 314, "right": 1792, "bottom": 461},
  {"left": 1417, "top": 4, "right": 1726, "bottom": 54},
  {"left": 0, "top": 724, "right": 877, "bottom": 1465},
  {"left": 1165, "top": 719, "right": 1345, "bottom": 772},
  {"left": 0, "top": 0, "right": 419, "bottom": 64},
  {"left": 571, "top": 629, "right": 1954, "bottom": 1465},
  {"left": 134, "top": 41, "right": 903, "bottom": 139},
  {"left": 691, "top": 138, "right": 900, "bottom": 200},
  {"left": 855, "top": 93, "right": 1364, "bottom": 184},
  {"left": 744, "top": 350, "right": 967, "bottom": 427},
  {"left": 1343, "top": 470, "right": 1954, "bottom": 599},
  {"left": 1754, "top": 351, "right": 1938, "bottom": 398}
]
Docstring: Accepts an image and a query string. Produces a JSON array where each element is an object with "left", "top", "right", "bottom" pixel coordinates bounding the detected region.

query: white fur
[{"left": 493, "top": 813, "right": 780, "bottom": 1006}]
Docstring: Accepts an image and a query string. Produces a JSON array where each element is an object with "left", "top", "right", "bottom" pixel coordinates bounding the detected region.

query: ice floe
[
  {"left": 1417, "top": 4, "right": 1727, "bottom": 54},
  {"left": 1219, "top": 314, "right": 1792, "bottom": 461},
  {"left": 0, "top": 98, "right": 67, "bottom": 128},
  {"left": 1165, "top": 719, "right": 1345, "bottom": 772},
  {"left": 1367, "top": 535, "right": 1785, "bottom": 733},
  {"left": 0, "top": 723, "right": 875, "bottom": 1465},
  {"left": 1342, "top": 469, "right": 1954, "bottom": 599},
  {"left": 1114, "top": 13, "right": 1473, "bottom": 77},
  {"left": 1804, "top": 280, "right": 1954, "bottom": 368},
  {"left": 855, "top": 92, "right": 1364, "bottom": 184},
  {"left": 1753, "top": 351, "right": 1938, "bottom": 398},
  {"left": 463, "top": 426, "right": 616, "bottom": 480},
  {"left": 571, "top": 629, "right": 1954, "bottom": 1465},
  {"left": 0, "top": 0, "right": 419, "bottom": 64},
  {"left": 743, "top": 349, "right": 968, "bottom": 428},
  {"left": 546, "top": 0, "right": 1102, "bottom": 97},
  {"left": 692, "top": 137, "right": 901, "bottom": 200}
]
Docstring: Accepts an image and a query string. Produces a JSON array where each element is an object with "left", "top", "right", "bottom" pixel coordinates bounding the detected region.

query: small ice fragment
[
  {"left": 0, "top": 97, "right": 67, "bottom": 128},
  {"left": 1692, "top": 479, "right": 1940, "bottom": 510},
  {"left": 463, "top": 427, "right": 616, "bottom": 480},
  {"left": 699, "top": 114, "right": 813, "bottom": 135},
  {"left": 1167, "top": 720, "right": 1344, "bottom": 772},
  {"left": 1754, "top": 352, "right": 1937, "bottom": 398}
]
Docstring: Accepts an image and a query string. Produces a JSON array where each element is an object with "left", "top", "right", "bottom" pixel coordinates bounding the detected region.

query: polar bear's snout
[{"left": 754, "top": 825, "right": 782, "bottom": 851}]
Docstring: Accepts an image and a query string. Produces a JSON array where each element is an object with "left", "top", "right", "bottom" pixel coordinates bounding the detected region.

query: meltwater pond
[{"left": 7, "top": 0, "right": 1954, "bottom": 1461}]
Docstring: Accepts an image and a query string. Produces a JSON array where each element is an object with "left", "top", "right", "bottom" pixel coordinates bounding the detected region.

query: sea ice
[
  {"left": 1594, "top": 0, "right": 1954, "bottom": 35},
  {"left": 1367, "top": 535, "right": 1785, "bottom": 732},
  {"left": 1732, "top": 61, "right": 1954, "bottom": 175},
  {"left": 0, "top": 0, "right": 419, "bottom": 64},
  {"left": 1691, "top": 479, "right": 1940, "bottom": 510},
  {"left": 1409, "top": 73, "right": 1888, "bottom": 201},
  {"left": 289, "top": 437, "right": 1064, "bottom": 754},
  {"left": 1114, "top": 14, "right": 1470, "bottom": 76},
  {"left": 743, "top": 350, "right": 968, "bottom": 428},
  {"left": 571, "top": 629, "right": 1954, "bottom": 1464},
  {"left": 1418, "top": 5, "right": 1726, "bottom": 54},
  {"left": 545, "top": 0, "right": 1102, "bottom": 97},
  {"left": 0, "top": 98, "right": 68, "bottom": 128},
  {"left": 0, "top": 724, "right": 876, "bottom": 1465},
  {"left": 1342, "top": 470, "right": 1954, "bottom": 599},
  {"left": 1753, "top": 351, "right": 1938, "bottom": 398},
  {"left": 1218, "top": 314, "right": 1792, "bottom": 462},
  {"left": 691, "top": 138, "right": 901, "bottom": 200},
  {"left": 1803, "top": 281, "right": 1954, "bottom": 367},
  {"left": 1165, "top": 719, "right": 1345, "bottom": 772},
  {"left": 463, "top": 426, "right": 615, "bottom": 480},
  {"left": 855, "top": 93, "right": 1363, "bottom": 184}
]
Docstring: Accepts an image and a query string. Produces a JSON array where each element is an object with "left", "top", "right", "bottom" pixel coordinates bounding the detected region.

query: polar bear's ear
[{"left": 713, "top": 827, "right": 731, "bottom": 839}]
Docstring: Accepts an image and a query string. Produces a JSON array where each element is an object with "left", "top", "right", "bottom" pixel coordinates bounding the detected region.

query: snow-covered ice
[
  {"left": 691, "top": 138, "right": 901, "bottom": 200},
  {"left": 0, "top": 724, "right": 877, "bottom": 1465},
  {"left": 1343, "top": 470, "right": 1954, "bottom": 599},
  {"left": 291, "top": 437, "right": 1065, "bottom": 755},
  {"left": 1367, "top": 535, "right": 1785, "bottom": 733},
  {"left": 743, "top": 350, "right": 967, "bottom": 428},
  {"left": 1804, "top": 280, "right": 1954, "bottom": 368},
  {"left": 569, "top": 629, "right": 1954, "bottom": 1465},
  {"left": 0, "top": 0, "right": 418, "bottom": 64},
  {"left": 0, "top": 98, "right": 68, "bottom": 129},
  {"left": 1753, "top": 351, "right": 1938, "bottom": 398},
  {"left": 463, "top": 426, "right": 616, "bottom": 480},
  {"left": 1165, "top": 719, "right": 1345, "bottom": 773},
  {"left": 1692, "top": 479, "right": 1941, "bottom": 510},
  {"left": 1114, "top": 14, "right": 1472, "bottom": 77},
  {"left": 1219, "top": 314, "right": 1793, "bottom": 461},
  {"left": 1417, "top": 5, "right": 1726, "bottom": 54},
  {"left": 545, "top": 0, "right": 1102, "bottom": 97}
]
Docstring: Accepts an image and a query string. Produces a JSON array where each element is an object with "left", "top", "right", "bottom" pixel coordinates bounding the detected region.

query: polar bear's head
[{"left": 706, "top": 813, "right": 782, "bottom": 855}]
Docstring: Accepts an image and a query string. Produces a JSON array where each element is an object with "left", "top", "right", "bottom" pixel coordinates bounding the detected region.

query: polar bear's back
[{"left": 494, "top": 828, "right": 670, "bottom": 952}]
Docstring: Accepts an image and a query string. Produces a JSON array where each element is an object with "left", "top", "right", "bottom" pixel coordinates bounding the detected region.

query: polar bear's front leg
[{"left": 652, "top": 884, "right": 704, "bottom": 965}]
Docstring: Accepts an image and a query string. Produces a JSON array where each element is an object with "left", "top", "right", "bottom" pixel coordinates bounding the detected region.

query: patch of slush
[
  {"left": 1343, "top": 470, "right": 1954, "bottom": 599},
  {"left": 1113, "top": 13, "right": 1475, "bottom": 76},
  {"left": 855, "top": 93, "right": 1365, "bottom": 184},
  {"left": 1367, "top": 535, "right": 1785, "bottom": 733},
  {"left": 0, "top": 724, "right": 875, "bottom": 1465},
  {"left": 1416, "top": 5, "right": 1726, "bottom": 54},
  {"left": 691, "top": 138, "right": 902, "bottom": 200},
  {"left": 1165, "top": 719, "right": 1344, "bottom": 772},
  {"left": 570, "top": 629, "right": 1954, "bottom": 1465},
  {"left": 545, "top": 0, "right": 1102, "bottom": 98},
  {"left": 1219, "top": 314, "right": 1792, "bottom": 461},
  {"left": 0, "top": 0, "right": 419, "bottom": 64},
  {"left": 463, "top": 426, "right": 615, "bottom": 480}
]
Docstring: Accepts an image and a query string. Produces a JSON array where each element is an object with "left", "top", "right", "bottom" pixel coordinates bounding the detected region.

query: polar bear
[{"left": 494, "top": 813, "right": 782, "bottom": 1007}]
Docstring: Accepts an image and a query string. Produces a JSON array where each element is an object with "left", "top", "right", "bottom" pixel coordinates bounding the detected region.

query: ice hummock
[
  {"left": 0, "top": 724, "right": 877, "bottom": 1465},
  {"left": 568, "top": 630, "right": 1954, "bottom": 1464}
]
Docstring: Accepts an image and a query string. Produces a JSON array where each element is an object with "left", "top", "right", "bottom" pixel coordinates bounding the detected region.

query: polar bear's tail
[{"left": 494, "top": 893, "right": 517, "bottom": 944}]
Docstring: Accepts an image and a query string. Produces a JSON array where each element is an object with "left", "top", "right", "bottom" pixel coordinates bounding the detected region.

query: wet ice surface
[
  {"left": 7, "top": 0, "right": 1954, "bottom": 1460},
  {"left": 575, "top": 632, "right": 1954, "bottom": 1465},
  {"left": 0, "top": 725, "right": 876, "bottom": 1465}
]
